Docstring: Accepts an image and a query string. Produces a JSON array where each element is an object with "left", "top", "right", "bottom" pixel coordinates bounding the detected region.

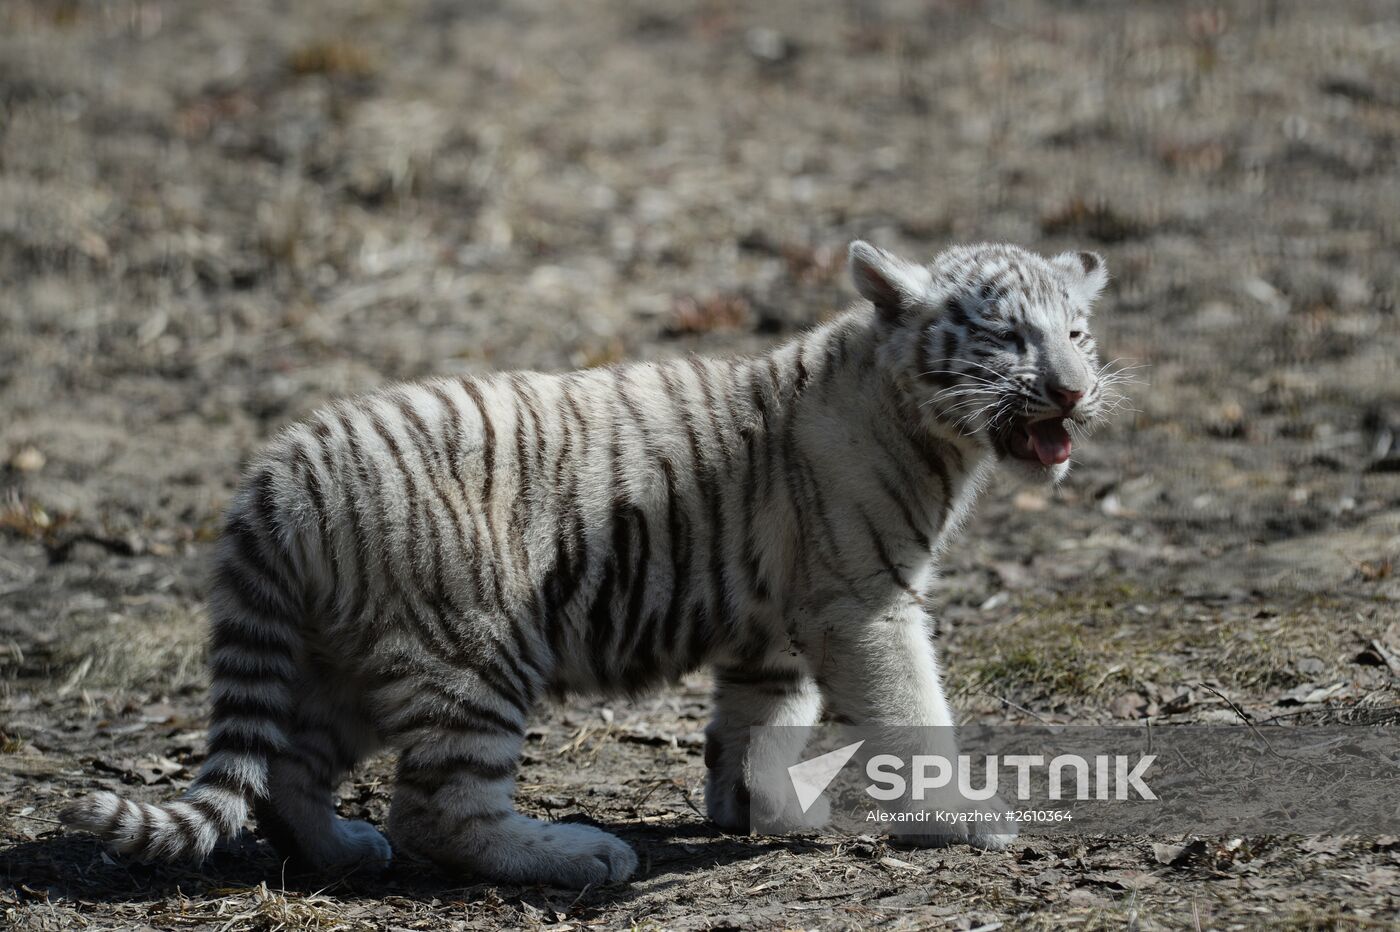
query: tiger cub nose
[{"left": 1048, "top": 384, "right": 1085, "bottom": 412}]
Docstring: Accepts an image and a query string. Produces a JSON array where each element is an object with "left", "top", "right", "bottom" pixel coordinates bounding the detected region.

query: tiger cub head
[{"left": 849, "top": 240, "right": 1123, "bottom": 483}]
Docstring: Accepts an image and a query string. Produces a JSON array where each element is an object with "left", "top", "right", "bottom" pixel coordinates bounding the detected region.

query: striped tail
[{"left": 63, "top": 471, "right": 303, "bottom": 861}]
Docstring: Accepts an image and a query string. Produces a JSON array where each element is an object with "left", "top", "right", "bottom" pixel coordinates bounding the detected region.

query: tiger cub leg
[
  {"left": 704, "top": 665, "right": 824, "bottom": 834},
  {"left": 810, "top": 603, "right": 1018, "bottom": 851},
  {"left": 254, "top": 672, "right": 390, "bottom": 872},
  {"left": 380, "top": 672, "right": 637, "bottom": 887}
]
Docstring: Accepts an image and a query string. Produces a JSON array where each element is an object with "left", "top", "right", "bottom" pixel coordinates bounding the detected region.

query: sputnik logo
[{"left": 787, "top": 740, "right": 865, "bottom": 813}]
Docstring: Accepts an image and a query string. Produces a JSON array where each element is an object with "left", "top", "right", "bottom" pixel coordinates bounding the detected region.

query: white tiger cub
[{"left": 64, "top": 241, "right": 1115, "bottom": 887}]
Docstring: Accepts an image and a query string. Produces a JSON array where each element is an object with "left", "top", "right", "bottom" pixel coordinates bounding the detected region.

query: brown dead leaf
[
  {"left": 878, "top": 855, "right": 921, "bottom": 872},
  {"left": 1110, "top": 691, "right": 1149, "bottom": 720},
  {"left": 1354, "top": 640, "right": 1400, "bottom": 674},
  {"left": 1082, "top": 870, "right": 1158, "bottom": 890},
  {"left": 288, "top": 39, "right": 378, "bottom": 78},
  {"left": 1300, "top": 836, "right": 1346, "bottom": 856},
  {"left": 1277, "top": 681, "right": 1346, "bottom": 705},
  {"left": 1152, "top": 840, "right": 1210, "bottom": 866},
  {"left": 94, "top": 755, "right": 188, "bottom": 786},
  {"left": 665, "top": 294, "right": 751, "bottom": 336},
  {"left": 139, "top": 702, "right": 179, "bottom": 724},
  {"left": 1041, "top": 196, "right": 1148, "bottom": 243},
  {"left": 1363, "top": 867, "right": 1400, "bottom": 892},
  {"left": 1159, "top": 690, "right": 1195, "bottom": 715}
]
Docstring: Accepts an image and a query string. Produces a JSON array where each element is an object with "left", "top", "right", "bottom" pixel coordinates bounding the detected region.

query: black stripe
[
  {"left": 875, "top": 472, "right": 932, "bottom": 551},
  {"left": 97, "top": 799, "right": 125, "bottom": 836},
  {"left": 515, "top": 375, "right": 550, "bottom": 477},
  {"left": 196, "top": 766, "right": 260, "bottom": 798},
  {"left": 398, "top": 756, "right": 517, "bottom": 791},
  {"left": 619, "top": 502, "right": 651, "bottom": 661},
  {"left": 655, "top": 456, "right": 691, "bottom": 671},
  {"left": 208, "top": 587, "right": 299, "bottom": 654},
  {"left": 125, "top": 801, "right": 150, "bottom": 852},
  {"left": 399, "top": 393, "right": 499, "bottom": 619},
  {"left": 400, "top": 745, "right": 518, "bottom": 780},
  {"left": 187, "top": 796, "right": 237, "bottom": 834},
  {"left": 446, "top": 809, "right": 513, "bottom": 832},
  {"left": 170, "top": 804, "right": 204, "bottom": 852},
  {"left": 312, "top": 414, "right": 366, "bottom": 621},
  {"left": 366, "top": 410, "right": 519, "bottom": 702},
  {"left": 497, "top": 607, "right": 546, "bottom": 694},
  {"left": 426, "top": 384, "right": 463, "bottom": 479},
  {"left": 290, "top": 440, "right": 340, "bottom": 597},
  {"left": 861, "top": 507, "right": 918, "bottom": 597},
  {"left": 586, "top": 513, "right": 621, "bottom": 682},
  {"left": 331, "top": 409, "right": 393, "bottom": 653},
  {"left": 792, "top": 335, "right": 811, "bottom": 395},
  {"left": 453, "top": 383, "right": 508, "bottom": 603},
  {"left": 394, "top": 403, "right": 476, "bottom": 592},
  {"left": 918, "top": 328, "right": 956, "bottom": 388},
  {"left": 359, "top": 411, "right": 477, "bottom": 672},
  {"left": 208, "top": 723, "right": 283, "bottom": 759},
  {"left": 946, "top": 297, "right": 970, "bottom": 327},
  {"left": 739, "top": 363, "right": 769, "bottom": 601},
  {"left": 775, "top": 372, "right": 857, "bottom": 590},
  {"left": 507, "top": 376, "right": 534, "bottom": 576},
  {"left": 220, "top": 516, "right": 299, "bottom": 614},
  {"left": 419, "top": 681, "right": 524, "bottom": 735},
  {"left": 918, "top": 437, "right": 954, "bottom": 528},
  {"left": 796, "top": 455, "right": 859, "bottom": 589},
  {"left": 370, "top": 407, "right": 536, "bottom": 707},
  {"left": 940, "top": 330, "right": 958, "bottom": 378},
  {"left": 210, "top": 686, "right": 287, "bottom": 720},
  {"left": 456, "top": 381, "right": 510, "bottom": 610},
  {"left": 657, "top": 365, "right": 717, "bottom": 667},
  {"left": 606, "top": 372, "right": 666, "bottom": 675},
  {"left": 242, "top": 470, "right": 305, "bottom": 607},
  {"left": 211, "top": 559, "right": 298, "bottom": 630},
  {"left": 540, "top": 385, "right": 581, "bottom": 671},
  {"left": 468, "top": 650, "right": 532, "bottom": 717},
  {"left": 459, "top": 379, "right": 497, "bottom": 505},
  {"left": 581, "top": 374, "right": 626, "bottom": 682},
  {"left": 685, "top": 359, "right": 732, "bottom": 631}
]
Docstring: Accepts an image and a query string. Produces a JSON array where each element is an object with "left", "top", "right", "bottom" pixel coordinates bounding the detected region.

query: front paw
[
  {"left": 705, "top": 768, "right": 834, "bottom": 835},
  {"left": 893, "top": 795, "right": 1018, "bottom": 850},
  {"left": 754, "top": 790, "right": 831, "bottom": 834}
]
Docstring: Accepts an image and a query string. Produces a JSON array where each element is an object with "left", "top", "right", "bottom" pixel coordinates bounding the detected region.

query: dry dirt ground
[{"left": 2, "top": 0, "right": 1399, "bottom": 928}]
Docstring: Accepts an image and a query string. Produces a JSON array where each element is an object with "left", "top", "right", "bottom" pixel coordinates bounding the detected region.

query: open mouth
[{"left": 1001, "top": 416, "right": 1073, "bottom": 467}]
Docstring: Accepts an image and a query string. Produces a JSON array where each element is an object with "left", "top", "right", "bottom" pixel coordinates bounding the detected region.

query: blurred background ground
[{"left": 1, "top": 0, "right": 1398, "bottom": 928}]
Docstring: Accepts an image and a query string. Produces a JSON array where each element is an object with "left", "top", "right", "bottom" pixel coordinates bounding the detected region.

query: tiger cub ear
[
  {"left": 1051, "top": 250, "right": 1109, "bottom": 306},
  {"left": 848, "top": 240, "right": 933, "bottom": 324}
]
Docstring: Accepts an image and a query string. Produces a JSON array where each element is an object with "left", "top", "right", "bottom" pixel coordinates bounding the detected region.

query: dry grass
[
  {"left": 52, "top": 610, "right": 207, "bottom": 696},
  {"left": 952, "top": 585, "right": 1397, "bottom": 715}
]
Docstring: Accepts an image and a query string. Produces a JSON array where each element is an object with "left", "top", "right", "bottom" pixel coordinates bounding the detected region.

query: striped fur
[{"left": 63, "top": 241, "right": 1121, "bottom": 886}]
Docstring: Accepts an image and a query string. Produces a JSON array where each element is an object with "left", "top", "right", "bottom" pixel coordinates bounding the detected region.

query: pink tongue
[{"left": 1027, "top": 420, "right": 1072, "bottom": 466}]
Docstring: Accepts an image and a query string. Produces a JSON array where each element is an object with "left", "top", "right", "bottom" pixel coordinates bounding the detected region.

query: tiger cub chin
[{"left": 64, "top": 240, "right": 1118, "bottom": 887}]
